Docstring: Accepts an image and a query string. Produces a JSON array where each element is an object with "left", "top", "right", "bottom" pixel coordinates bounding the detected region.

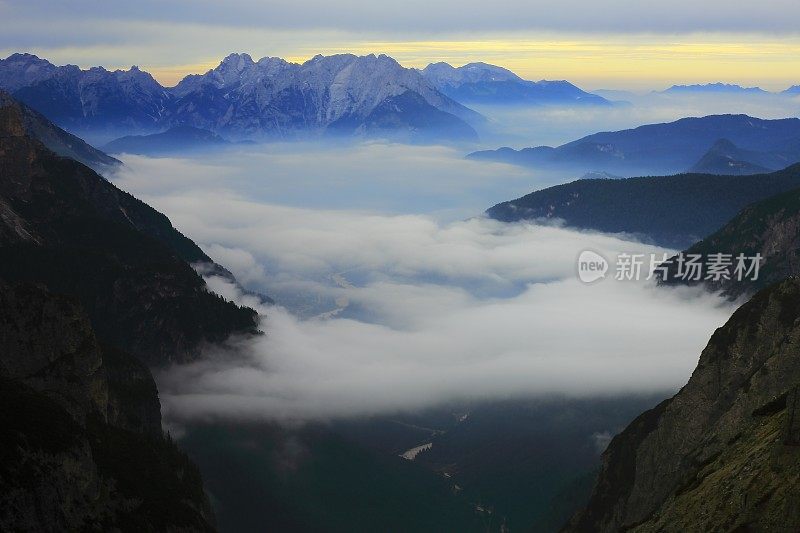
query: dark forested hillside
[{"left": 487, "top": 164, "right": 800, "bottom": 248}]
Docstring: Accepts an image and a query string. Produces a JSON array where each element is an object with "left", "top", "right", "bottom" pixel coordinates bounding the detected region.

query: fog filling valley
[{"left": 105, "top": 127, "right": 749, "bottom": 422}]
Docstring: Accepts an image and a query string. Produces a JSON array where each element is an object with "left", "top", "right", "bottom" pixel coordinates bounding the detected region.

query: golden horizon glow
[{"left": 114, "top": 35, "right": 800, "bottom": 91}]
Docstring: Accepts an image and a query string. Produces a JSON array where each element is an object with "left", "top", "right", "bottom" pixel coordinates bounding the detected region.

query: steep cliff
[{"left": 565, "top": 278, "right": 800, "bottom": 532}]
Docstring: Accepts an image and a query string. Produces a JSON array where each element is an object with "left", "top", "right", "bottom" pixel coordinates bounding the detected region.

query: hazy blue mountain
[
  {"left": 486, "top": 163, "right": 800, "bottom": 248},
  {"left": 1, "top": 53, "right": 171, "bottom": 139},
  {"left": 421, "top": 61, "right": 610, "bottom": 106},
  {"left": 103, "top": 125, "right": 229, "bottom": 155},
  {"left": 661, "top": 83, "right": 768, "bottom": 94},
  {"left": 0, "top": 89, "right": 120, "bottom": 172},
  {"left": 469, "top": 114, "right": 800, "bottom": 176},
  {"left": 0, "top": 52, "right": 481, "bottom": 144},
  {"left": 784, "top": 85, "right": 800, "bottom": 95},
  {"left": 689, "top": 138, "right": 773, "bottom": 175},
  {"left": 171, "top": 52, "right": 480, "bottom": 141}
]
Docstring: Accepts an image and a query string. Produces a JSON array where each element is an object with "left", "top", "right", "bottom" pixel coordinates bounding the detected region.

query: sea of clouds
[{"left": 110, "top": 138, "right": 737, "bottom": 422}]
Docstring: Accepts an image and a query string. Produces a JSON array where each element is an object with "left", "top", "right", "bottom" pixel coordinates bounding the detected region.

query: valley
[{"left": 1, "top": 21, "right": 800, "bottom": 531}]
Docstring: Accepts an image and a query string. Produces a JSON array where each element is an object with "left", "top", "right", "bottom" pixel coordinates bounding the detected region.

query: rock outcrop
[{"left": 565, "top": 277, "right": 800, "bottom": 532}]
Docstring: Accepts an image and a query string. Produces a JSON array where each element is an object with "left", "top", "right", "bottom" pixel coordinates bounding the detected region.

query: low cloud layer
[{"left": 112, "top": 143, "right": 736, "bottom": 422}]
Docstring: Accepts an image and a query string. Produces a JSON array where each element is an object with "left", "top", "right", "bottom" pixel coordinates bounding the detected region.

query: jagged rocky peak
[{"left": 219, "top": 51, "right": 255, "bottom": 73}]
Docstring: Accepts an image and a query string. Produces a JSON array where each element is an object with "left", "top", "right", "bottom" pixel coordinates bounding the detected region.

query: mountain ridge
[
  {"left": 486, "top": 163, "right": 800, "bottom": 248},
  {"left": 658, "top": 185, "right": 800, "bottom": 299},
  {"left": 661, "top": 82, "right": 768, "bottom": 94}
]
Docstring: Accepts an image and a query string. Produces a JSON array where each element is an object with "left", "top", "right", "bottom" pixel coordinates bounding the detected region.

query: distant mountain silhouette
[
  {"left": 103, "top": 125, "right": 229, "bottom": 155},
  {"left": 470, "top": 114, "right": 800, "bottom": 176},
  {"left": 661, "top": 83, "right": 767, "bottom": 94},
  {"left": 421, "top": 62, "right": 610, "bottom": 106},
  {"left": 689, "top": 138, "right": 772, "bottom": 175}
]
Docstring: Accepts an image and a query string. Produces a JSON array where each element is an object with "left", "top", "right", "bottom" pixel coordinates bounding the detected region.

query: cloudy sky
[{"left": 1, "top": 0, "right": 799, "bottom": 89}]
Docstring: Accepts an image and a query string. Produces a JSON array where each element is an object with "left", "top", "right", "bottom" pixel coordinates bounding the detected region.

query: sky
[{"left": 1, "top": 1, "right": 799, "bottom": 90}]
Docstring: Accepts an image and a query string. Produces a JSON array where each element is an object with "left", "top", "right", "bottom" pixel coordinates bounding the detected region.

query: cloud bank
[{"left": 111, "top": 144, "right": 735, "bottom": 422}]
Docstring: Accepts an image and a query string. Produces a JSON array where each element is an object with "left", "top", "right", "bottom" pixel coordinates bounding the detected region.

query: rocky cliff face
[
  {"left": 565, "top": 277, "right": 800, "bottom": 532},
  {"left": 0, "top": 281, "right": 214, "bottom": 531}
]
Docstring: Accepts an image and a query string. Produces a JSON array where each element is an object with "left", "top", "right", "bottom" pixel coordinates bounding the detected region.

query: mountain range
[
  {"left": 486, "top": 163, "right": 800, "bottom": 248},
  {"left": 0, "top": 52, "right": 482, "bottom": 144},
  {"left": 420, "top": 62, "right": 610, "bottom": 106},
  {"left": 470, "top": 114, "right": 800, "bottom": 176}
]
